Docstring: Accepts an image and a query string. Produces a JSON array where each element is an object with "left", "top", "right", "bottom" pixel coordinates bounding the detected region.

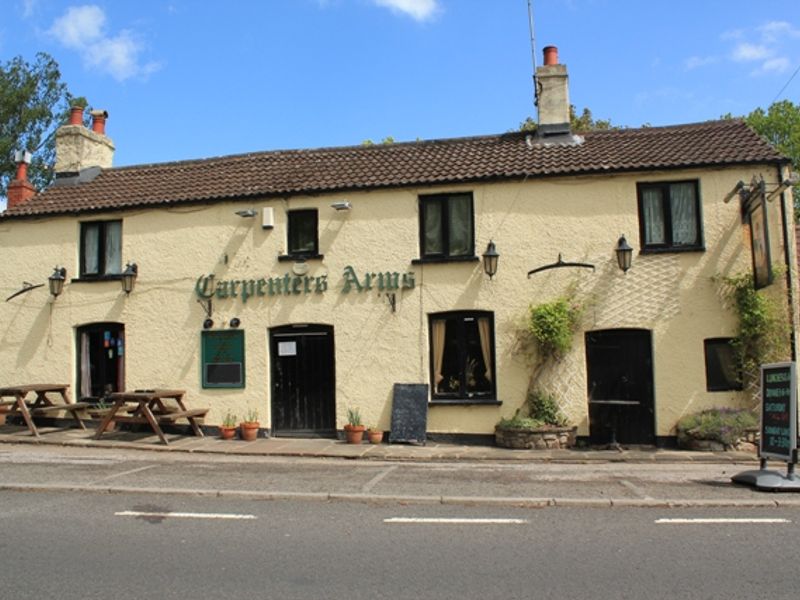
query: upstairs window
[
  {"left": 287, "top": 209, "right": 319, "bottom": 258},
  {"left": 419, "top": 193, "right": 474, "bottom": 260},
  {"left": 430, "top": 311, "right": 495, "bottom": 402},
  {"left": 637, "top": 181, "right": 702, "bottom": 251},
  {"left": 80, "top": 220, "right": 122, "bottom": 278}
]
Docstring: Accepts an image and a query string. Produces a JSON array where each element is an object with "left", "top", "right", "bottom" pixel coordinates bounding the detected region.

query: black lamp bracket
[
  {"left": 197, "top": 297, "right": 213, "bottom": 318},
  {"left": 527, "top": 254, "right": 595, "bottom": 277},
  {"left": 5, "top": 282, "right": 44, "bottom": 302}
]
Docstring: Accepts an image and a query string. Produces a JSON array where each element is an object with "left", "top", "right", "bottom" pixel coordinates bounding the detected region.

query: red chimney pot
[
  {"left": 90, "top": 110, "right": 108, "bottom": 135},
  {"left": 69, "top": 106, "right": 84, "bottom": 126},
  {"left": 7, "top": 155, "right": 36, "bottom": 209},
  {"left": 543, "top": 46, "right": 559, "bottom": 66}
]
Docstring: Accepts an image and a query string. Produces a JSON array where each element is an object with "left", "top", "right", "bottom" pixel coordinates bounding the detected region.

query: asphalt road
[
  {"left": 0, "top": 443, "right": 789, "bottom": 506},
  {"left": 1, "top": 489, "right": 798, "bottom": 600}
]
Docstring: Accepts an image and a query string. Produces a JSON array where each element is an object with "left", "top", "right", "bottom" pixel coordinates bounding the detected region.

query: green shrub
[
  {"left": 496, "top": 415, "right": 545, "bottom": 431},
  {"left": 527, "top": 390, "right": 569, "bottom": 427},
  {"left": 528, "top": 297, "right": 582, "bottom": 359},
  {"left": 676, "top": 407, "right": 757, "bottom": 447}
]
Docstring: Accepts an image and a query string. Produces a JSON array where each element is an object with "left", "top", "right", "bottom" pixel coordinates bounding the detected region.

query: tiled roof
[{"left": 2, "top": 119, "right": 788, "bottom": 219}]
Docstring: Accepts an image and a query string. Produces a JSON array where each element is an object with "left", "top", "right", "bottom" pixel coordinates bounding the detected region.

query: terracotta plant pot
[
  {"left": 240, "top": 421, "right": 260, "bottom": 441},
  {"left": 0, "top": 406, "right": 9, "bottom": 426},
  {"left": 344, "top": 424, "right": 366, "bottom": 444},
  {"left": 368, "top": 430, "right": 383, "bottom": 444},
  {"left": 220, "top": 426, "right": 237, "bottom": 440}
]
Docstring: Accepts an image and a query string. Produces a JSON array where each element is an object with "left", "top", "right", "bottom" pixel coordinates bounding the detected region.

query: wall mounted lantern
[
  {"left": 235, "top": 208, "right": 257, "bottom": 218},
  {"left": 615, "top": 235, "right": 633, "bottom": 273},
  {"left": 331, "top": 201, "right": 351, "bottom": 211},
  {"left": 48, "top": 266, "right": 66, "bottom": 298},
  {"left": 482, "top": 240, "right": 499, "bottom": 279},
  {"left": 121, "top": 262, "right": 138, "bottom": 295}
]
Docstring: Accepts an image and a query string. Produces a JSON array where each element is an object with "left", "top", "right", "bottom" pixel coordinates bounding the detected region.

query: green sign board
[
  {"left": 760, "top": 362, "right": 796, "bottom": 461},
  {"left": 201, "top": 330, "right": 245, "bottom": 389}
]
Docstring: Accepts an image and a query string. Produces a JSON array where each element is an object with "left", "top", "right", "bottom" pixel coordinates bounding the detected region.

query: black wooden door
[
  {"left": 270, "top": 325, "right": 335, "bottom": 435},
  {"left": 585, "top": 329, "right": 655, "bottom": 445}
]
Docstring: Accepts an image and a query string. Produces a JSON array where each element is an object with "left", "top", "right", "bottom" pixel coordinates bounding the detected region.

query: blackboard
[
  {"left": 760, "top": 362, "right": 797, "bottom": 461},
  {"left": 389, "top": 383, "right": 428, "bottom": 444}
]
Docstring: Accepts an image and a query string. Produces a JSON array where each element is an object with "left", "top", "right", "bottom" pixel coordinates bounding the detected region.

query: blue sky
[{"left": 2, "top": 0, "right": 799, "bottom": 168}]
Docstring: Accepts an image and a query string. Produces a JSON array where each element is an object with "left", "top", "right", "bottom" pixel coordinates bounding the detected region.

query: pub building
[{"left": 1, "top": 47, "right": 797, "bottom": 445}]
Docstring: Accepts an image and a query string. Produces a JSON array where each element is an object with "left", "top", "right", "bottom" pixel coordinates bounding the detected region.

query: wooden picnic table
[
  {"left": 0, "top": 384, "right": 90, "bottom": 437},
  {"left": 93, "top": 389, "right": 208, "bottom": 445}
]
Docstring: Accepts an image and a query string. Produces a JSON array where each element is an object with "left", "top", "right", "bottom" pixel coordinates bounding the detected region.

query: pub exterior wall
[{"left": 0, "top": 163, "right": 793, "bottom": 437}]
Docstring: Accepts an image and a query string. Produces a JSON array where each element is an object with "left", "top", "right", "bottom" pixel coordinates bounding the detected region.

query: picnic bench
[
  {"left": 93, "top": 389, "right": 208, "bottom": 445},
  {"left": 0, "top": 384, "right": 90, "bottom": 437}
]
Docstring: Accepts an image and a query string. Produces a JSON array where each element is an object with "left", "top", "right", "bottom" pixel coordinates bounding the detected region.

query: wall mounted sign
[
  {"left": 746, "top": 193, "right": 772, "bottom": 289},
  {"left": 195, "top": 265, "right": 415, "bottom": 303},
  {"left": 201, "top": 330, "right": 245, "bottom": 388},
  {"left": 760, "top": 362, "right": 796, "bottom": 462}
]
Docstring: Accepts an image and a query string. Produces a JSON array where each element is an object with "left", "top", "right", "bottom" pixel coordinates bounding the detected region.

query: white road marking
[
  {"left": 384, "top": 517, "right": 528, "bottom": 524},
  {"left": 362, "top": 465, "right": 398, "bottom": 493},
  {"left": 90, "top": 465, "right": 158, "bottom": 483},
  {"left": 115, "top": 511, "right": 257, "bottom": 520},
  {"left": 655, "top": 518, "right": 791, "bottom": 524}
]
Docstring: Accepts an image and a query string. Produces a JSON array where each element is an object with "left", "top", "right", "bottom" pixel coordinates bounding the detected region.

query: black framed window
[
  {"left": 287, "top": 209, "right": 319, "bottom": 258},
  {"left": 80, "top": 220, "right": 122, "bottom": 277},
  {"left": 704, "top": 338, "right": 742, "bottom": 391},
  {"left": 419, "top": 192, "right": 474, "bottom": 260},
  {"left": 429, "top": 311, "right": 495, "bottom": 402},
  {"left": 637, "top": 181, "right": 702, "bottom": 251}
]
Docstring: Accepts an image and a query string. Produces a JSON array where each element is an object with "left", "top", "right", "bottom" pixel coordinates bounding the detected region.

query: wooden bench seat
[
  {"left": 30, "top": 402, "right": 91, "bottom": 414},
  {"left": 156, "top": 408, "right": 208, "bottom": 421}
]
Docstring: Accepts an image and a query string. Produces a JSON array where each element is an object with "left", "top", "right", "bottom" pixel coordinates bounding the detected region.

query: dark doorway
[
  {"left": 77, "top": 322, "right": 125, "bottom": 401},
  {"left": 270, "top": 324, "right": 335, "bottom": 436},
  {"left": 585, "top": 329, "right": 655, "bottom": 445}
]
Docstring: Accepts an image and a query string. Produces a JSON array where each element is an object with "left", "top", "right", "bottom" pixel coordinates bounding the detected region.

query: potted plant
[
  {"left": 495, "top": 390, "right": 576, "bottom": 450},
  {"left": 240, "top": 408, "right": 260, "bottom": 441},
  {"left": 88, "top": 398, "right": 116, "bottom": 433},
  {"left": 367, "top": 425, "right": 383, "bottom": 444},
  {"left": 676, "top": 407, "right": 758, "bottom": 451},
  {"left": 220, "top": 411, "right": 237, "bottom": 440},
  {"left": 343, "top": 406, "right": 365, "bottom": 444}
]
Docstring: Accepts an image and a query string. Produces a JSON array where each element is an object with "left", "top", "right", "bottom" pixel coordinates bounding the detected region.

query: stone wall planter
[
  {"left": 495, "top": 426, "right": 577, "bottom": 450},
  {"left": 677, "top": 427, "right": 759, "bottom": 452}
]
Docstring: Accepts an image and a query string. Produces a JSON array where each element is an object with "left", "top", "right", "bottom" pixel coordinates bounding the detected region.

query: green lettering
[
  {"left": 195, "top": 275, "right": 215, "bottom": 299},
  {"left": 402, "top": 272, "right": 415, "bottom": 289},
  {"left": 342, "top": 266, "right": 362, "bottom": 293},
  {"left": 256, "top": 278, "right": 268, "bottom": 296},
  {"left": 315, "top": 275, "right": 328, "bottom": 293},
  {"left": 240, "top": 280, "right": 255, "bottom": 303},
  {"left": 215, "top": 280, "right": 229, "bottom": 299}
]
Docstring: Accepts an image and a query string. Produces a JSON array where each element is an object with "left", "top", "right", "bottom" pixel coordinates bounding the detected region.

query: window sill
[
  {"left": 429, "top": 398, "right": 502, "bottom": 406},
  {"left": 277, "top": 254, "right": 324, "bottom": 262},
  {"left": 639, "top": 246, "right": 705, "bottom": 255},
  {"left": 411, "top": 256, "right": 479, "bottom": 265},
  {"left": 70, "top": 275, "right": 123, "bottom": 283}
]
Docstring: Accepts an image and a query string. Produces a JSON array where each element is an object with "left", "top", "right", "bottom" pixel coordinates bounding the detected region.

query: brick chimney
[
  {"left": 54, "top": 106, "right": 114, "bottom": 175},
  {"left": 7, "top": 150, "right": 36, "bottom": 209},
  {"left": 535, "top": 45, "right": 571, "bottom": 137}
]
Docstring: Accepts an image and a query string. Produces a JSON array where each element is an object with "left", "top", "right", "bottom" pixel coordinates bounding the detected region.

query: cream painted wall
[{"left": 0, "top": 163, "right": 794, "bottom": 437}]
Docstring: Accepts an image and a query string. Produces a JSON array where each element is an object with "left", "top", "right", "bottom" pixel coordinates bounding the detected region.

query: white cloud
[
  {"left": 732, "top": 42, "right": 771, "bottom": 62},
  {"left": 48, "top": 4, "right": 160, "bottom": 81},
  {"left": 685, "top": 55, "right": 717, "bottom": 70},
  {"left": 21, "top": 0, "right": 39, "bottom": 19},
  {"left": 758, "top": 21, "right": 800, "bottom": 43},
  {"left": 372, "top": 0, "right": 440, "bottom": 21},
  {"left": 758, "top": 57, "right": 790, "bottom": 74}
]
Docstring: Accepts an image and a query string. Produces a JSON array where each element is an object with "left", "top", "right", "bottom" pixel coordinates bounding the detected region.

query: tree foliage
[
  {"left": 726, "top": 100, "right": 800, "bottom": 220},
  {"left": 0, "top": 53, "right": 86, "bottom": 199},
  {"left": 519, "top": 105, "right": 615, "bottom": 133}
]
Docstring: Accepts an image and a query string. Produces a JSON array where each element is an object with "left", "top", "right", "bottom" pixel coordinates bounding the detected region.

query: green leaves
[{"left": 528, "top": 297, "right": 582, "bottom": 360}]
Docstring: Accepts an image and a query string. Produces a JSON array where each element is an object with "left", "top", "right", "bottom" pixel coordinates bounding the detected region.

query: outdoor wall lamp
[
  {"left": 482, "top": 240, "right": 499, "bottom": 279},
  {"left": 615, "top": 235, "right": 633, "bottom": 273},
  {"left": 48, "top": 266, "right": 66, "bottom": 298},
  {"left": 229, "top": 317, "right": 241, "bottom": 328},
  {"left": 235, "top": 208, "right": 257, "bottom": 218},
  {"left": 121, "top": 262, "right": 138, "bottom": 295},
  {"left": 331, "top": 201, "right": 351, "bottom": 211}
]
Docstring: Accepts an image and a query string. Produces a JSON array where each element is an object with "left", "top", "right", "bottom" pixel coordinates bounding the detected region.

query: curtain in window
[
  {"left": 670, "top": 183, "right": 697, "bottom": 245},
  {"left": 80, "top": 332, "right": 91, "bottom": 399},
  {"left": 424, "top": 201, "right": 443, "bottom": 254},
  {"left": 477, "top": 317, "right": 492, "bottom": 381},
  {"left": 448, "top": 196, "right": 471, "bottom": 256},
  {"left": 641, "top": 188, "right": 665, "bottom": 245},
  {"left": 432, "top": 319, "right": 446, "bottom": 389},
  {"left": 83, "top": 223, "right": 100, "bottom": 275},
  {"left": 104, "top": 221, "right": 122, "bottom": 274}
]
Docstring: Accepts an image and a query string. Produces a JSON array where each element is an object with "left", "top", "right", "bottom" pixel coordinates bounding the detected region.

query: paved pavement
[
  {"left": 0, "top": 421, "right": 759, "bottom": 463},
  {"left": 3, "top": 422, "right": 799, "bottom": 508}
]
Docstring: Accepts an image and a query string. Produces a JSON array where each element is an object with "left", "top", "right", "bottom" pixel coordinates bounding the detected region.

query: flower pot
[
  {"left": 344, "top": 424, "right": 366, "bottom": 444},
  {"left": 0, "top": 405, "right": 9, "bottom": 426},
  {"left": 220, "top": 425, "right": 237, "bottom": 440},
  {"left": 240, "top": 421, "right": 260, "bottom": 441},
  {"left": 367, "top": 430, "right": 383, "bottom": 444}
]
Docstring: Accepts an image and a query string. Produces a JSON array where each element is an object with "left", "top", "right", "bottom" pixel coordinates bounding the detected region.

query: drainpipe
[{"left": 776, "top": 164, "right": 797, "bottom": 362}]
